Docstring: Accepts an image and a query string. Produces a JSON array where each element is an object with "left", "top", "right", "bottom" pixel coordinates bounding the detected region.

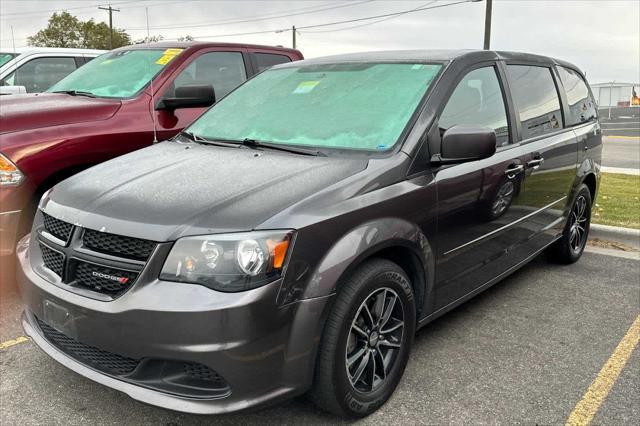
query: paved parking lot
[{"left": 1, "top": 249, "right": 638, "bottom": 425}]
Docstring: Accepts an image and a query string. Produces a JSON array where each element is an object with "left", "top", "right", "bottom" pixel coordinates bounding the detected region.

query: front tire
[
  {"left": 547, "top": 183, "right": 592, "bottom": 264},
  {"left": 310, "top": 259, "right": 416, "bottom": 418}
]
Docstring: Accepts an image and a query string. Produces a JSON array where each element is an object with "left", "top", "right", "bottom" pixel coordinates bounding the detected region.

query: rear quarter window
[
  {"left": 506, "top": 65, "right": 563, "bottom": 140},
  {"left": 557, "top": 66, "right": 597, "bottom": 125},
  {"left": 254, "top": 53, "right": 291, "bottom": 72}
]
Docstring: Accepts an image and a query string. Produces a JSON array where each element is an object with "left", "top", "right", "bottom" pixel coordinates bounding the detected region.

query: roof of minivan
[{"left": 276, "top": 49, "right": 582, "bottom": 73}]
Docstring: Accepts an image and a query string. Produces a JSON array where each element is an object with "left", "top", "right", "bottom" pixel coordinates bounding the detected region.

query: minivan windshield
[
  {"left": 47, "top": 48, "right": 182, "bottom": 98},
  {"left": 187, "top": 62, "right": 442, "bottom": 152}
]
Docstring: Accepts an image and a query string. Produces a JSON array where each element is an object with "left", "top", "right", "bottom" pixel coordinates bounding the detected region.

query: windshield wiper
[
  {"left": 238, "top": 138, "right": 326, "bottom": 157},
  {"left": 179, "top": 131, "right": 242, "bottom": 148},
  {"left": 51, "top": 90, "right": 97, "bottom": 98}
]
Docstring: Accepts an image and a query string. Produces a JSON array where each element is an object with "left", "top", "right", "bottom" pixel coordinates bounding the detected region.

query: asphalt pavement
[
  {"left": 602, "top": 136, "right": 640, "bottom": 170},
  {"left": 1, "top": 249, "right": 638, "bottom": 425}
]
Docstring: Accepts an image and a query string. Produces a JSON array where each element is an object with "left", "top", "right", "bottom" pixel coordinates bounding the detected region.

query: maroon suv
[{"left": 0, "top": 42, "right": 303, "bottom": 260}]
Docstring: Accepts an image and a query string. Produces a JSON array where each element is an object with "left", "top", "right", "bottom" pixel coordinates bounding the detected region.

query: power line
[
  {"left": 0, "top": 1, "right": 190, "bottom": 21},
  {"left": 184, "top": 0, "right": 475, "bottom": 40},
  {"left": 295, "top": 0, "right": 475, "bottom": 31},
  {"left": 2, "top": 0, "right": 476, "bottom": 46},
  {"left": 302, "top": 0, "right": 437, "bottom": 33},
  {"left": 123, "top": 0, "right": 374, "bottom": 31},
  {"left": 0, "top": 1, "right": 136, "bottom": 17}
]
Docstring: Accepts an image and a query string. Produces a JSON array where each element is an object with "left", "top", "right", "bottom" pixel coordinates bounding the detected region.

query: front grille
[
  {"left": 36, "top": 210, "right": 154, "bottom": 299},
  {"left": 36, "top": 317, "right": 139, "bottom": 375},
  {"left": 73, "top": 261, "right": 138, "bottom": 296},
  {"left": 39, "top": 242, "right": 64, "bottom": 277},
  {"left": 83, "top": 228, "right": 156, "bottom": 260},
  {"left": 42, "top": 212, "right": 73, "bottom": 243}
]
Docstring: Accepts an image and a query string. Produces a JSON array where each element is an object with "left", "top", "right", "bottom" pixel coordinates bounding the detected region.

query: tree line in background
[{"left": 27, "top": 12, "right": 193, "bottom": 49}]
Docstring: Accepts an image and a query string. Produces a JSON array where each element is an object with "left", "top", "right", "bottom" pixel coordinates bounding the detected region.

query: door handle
[
  {"left": 504, "top": 164, "right": 524, "bottom": 179},
  {"left": 527, "top": 157, "right": 545, "bottom": 170}
]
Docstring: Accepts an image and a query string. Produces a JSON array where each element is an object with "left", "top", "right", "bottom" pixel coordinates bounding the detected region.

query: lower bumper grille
[
  {"left": 35, "top": 316, "right": 231, "bottom": 399},
  {"left": 37, "top": 317, "right": 139, "bottom": 375}
]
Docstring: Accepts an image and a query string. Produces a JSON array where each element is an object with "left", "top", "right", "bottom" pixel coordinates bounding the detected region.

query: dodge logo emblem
[{"left": 92, "top": 271, "right": 129, "bottom": 284}]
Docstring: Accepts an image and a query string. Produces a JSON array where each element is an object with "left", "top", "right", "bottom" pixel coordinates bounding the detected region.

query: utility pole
[
  {"left": 292, "top": 25, "right": 297, "bottom": 49},
  {"left": 98, "top": 4, "right": 121, "bottom": 49},
  {"left": 483, "top": 0, "right": 492, "bottom": 50}
]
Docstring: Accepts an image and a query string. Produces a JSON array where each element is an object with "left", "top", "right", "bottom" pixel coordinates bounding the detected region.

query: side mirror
[
  {"left": 431, "top": 125, "right": 496, "bottom": 165},
  {"left": 0, "top": 85, "right": 27, "bottom": 95},
  {"left": 156, "top": 84, "right": 216, "bottom": 111}
]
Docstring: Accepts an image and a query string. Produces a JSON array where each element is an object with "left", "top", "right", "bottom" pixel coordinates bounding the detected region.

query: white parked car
[{"left": 0, "top": 47, "right": 105, "bottom": 95}]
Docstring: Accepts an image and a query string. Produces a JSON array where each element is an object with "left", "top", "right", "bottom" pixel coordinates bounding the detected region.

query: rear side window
[
  {"left": 506, "top": 65, "right": 563, "bottom": 140},
  {"left": 439, "top": 66, "right": 510, "bottom": 147},
  {"left": 3, "top": 57, "right": 77, "bottom": 93},
  {"left": 166, "top": 51, "right": 247, "bottom": 100},
  {"left": 557, "top": 66, "right": 597, "bottom": 125},
  {"left": 254, "top": 53, "right": 291, "bottom": 72}
]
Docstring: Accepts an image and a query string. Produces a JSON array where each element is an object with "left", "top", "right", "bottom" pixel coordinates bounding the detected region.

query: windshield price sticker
[
  {"left": 293, "top": 81, "right": 320, "bottom": 94},
  {"left": 156, "top": 48, "right": 184, "bottom": 65}
]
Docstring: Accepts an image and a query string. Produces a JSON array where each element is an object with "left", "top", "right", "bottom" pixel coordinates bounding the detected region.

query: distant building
[{"left": 591, "top": 82, "right": 640, "bottom": 108}]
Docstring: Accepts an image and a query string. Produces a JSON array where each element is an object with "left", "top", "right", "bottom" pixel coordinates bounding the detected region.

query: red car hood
[{"left": 0, "top": 93, "right": 122, "bottom": 134}]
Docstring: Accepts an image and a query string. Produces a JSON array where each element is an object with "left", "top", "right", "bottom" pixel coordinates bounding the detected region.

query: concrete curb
[
  {"left": 590, "top": 223, "right": 640, "bottom": 251},
  {"left": 601, "top": 166, "right": 640, "bottom": 176}
]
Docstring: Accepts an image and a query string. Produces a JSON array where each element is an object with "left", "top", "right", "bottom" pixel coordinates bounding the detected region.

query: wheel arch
[
  {"left": 582, "top": 172, "right": 597, "bottom": 201},
  {"left": 296, "top": 218, "right": 435, "bottom": 321}
]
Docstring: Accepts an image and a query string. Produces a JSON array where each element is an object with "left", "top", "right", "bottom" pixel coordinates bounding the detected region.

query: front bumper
[
  {"left": 1, "top": 181, "right": 35, "bottom": 258},
  {"left": 17, "top": 235, "right": 332, "bottom": 414},
  {"left": 0, "top": 209, "right": 22, "bottom": 257}
]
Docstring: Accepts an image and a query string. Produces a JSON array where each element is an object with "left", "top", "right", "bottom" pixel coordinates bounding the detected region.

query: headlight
[
  {"left": 0, "top": 153, "right": 24, "bottom": 185},
  {"left": 160, "top": 230, "right": 294, "bottom": 292}
]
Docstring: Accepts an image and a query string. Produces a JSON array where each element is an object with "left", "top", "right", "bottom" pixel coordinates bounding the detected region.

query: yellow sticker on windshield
[
  {"left": 163, "top": 48, "right": 183, "bottom": 56},
  {"left": 293, "top": 81, "right": 320, "bottom": 94},
  {"left": 156, "top": 48, "right": 183, "bottom": 65},
  {"left": 155, "top": 55, "right": 174, "bottom": 65}
]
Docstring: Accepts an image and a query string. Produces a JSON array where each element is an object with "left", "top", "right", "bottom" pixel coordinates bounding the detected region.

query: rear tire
[
  {"left": 309, "top": 259, "right": 416, "bottom": 418},
  {"left": 547, "top": 184, "right": 592, "bottom": 264}
]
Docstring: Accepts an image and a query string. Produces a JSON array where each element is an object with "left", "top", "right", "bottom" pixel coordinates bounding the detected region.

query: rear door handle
[
  {"left": 527, "top": 157, "right": 544, "bottom": 170},
  {"left": 505, "top": 164, "right": 524, "bottom": 179}
]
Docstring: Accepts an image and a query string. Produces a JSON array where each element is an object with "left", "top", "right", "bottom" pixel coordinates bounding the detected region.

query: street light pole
[
  {"left": 98, "top": 4, "right": 121, "bottom": 49},
  {"left": 483, "top": 0, "right": 492, "bottom": 50}
]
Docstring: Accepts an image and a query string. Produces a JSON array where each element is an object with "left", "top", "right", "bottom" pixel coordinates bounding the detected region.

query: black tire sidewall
[
  {"left": 331, "top": 266, "right": 416, "bottom": 417},
  {"left": 565, "top": 185, "right": 592, "bottom": 261}
]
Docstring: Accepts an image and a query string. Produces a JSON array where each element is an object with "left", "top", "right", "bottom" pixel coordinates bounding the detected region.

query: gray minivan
[{"left": 18, "top": 50, "right": 600, "bottom": 418}]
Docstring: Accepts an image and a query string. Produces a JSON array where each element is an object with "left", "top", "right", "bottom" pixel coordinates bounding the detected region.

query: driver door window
[
  {"left": 164, "top": 51, "right": 247, "bottom": 101},
  {"left": 440, "top": 66, "right": 510, "bottom": 147}
]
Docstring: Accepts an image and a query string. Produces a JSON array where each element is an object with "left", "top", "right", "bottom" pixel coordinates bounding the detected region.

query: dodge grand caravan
[
  {"left": 0, "top": 42, "right": 302, "bottom": 262},
  {"left": 18, "top": 50, "right": 601, "bottom": 418}
]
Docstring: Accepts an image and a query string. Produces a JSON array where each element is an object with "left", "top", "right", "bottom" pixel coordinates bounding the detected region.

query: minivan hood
[
  {"left": 43, "top": 141, "right": 368, "bottom": 241},
  {"left": 0, "top": 93, "right": 121, "bottom": 134}
]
